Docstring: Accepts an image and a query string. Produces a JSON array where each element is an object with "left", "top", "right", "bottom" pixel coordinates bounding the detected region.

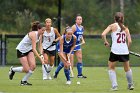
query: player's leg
[
  {"left": 64, "top": 67, "right": 71, "bottom": 85},
  {"left": 46, "top": 55, "right": 55, "bottom": 80},
  {"left": 53, "top": 61, "right": 64, "bottom": 78},
  {"left": 9, "top": 50, "right": 24, "bottom": 80},
  {"left": 42, "top": 53, "right": 49, "bottom": 80},
  {"left": 108, "top": 52, "right": 118, "bottom": 90},
  {"left": 63, "top": 54, "right": 71, "bottom": 85},
  {"left": 9, "top": 66, "right": 23, "bottom": 80},
  {"left": 75, "top": 50, "right": 87, "bottom": 78},
  {"left": 123, "top": 61, "right": 134, "bottom": 90},
  {"left": 108, "top": 61, "right": 118, "bottom": 90},
  {"left": 20, "top": 52, "right": 35, "bottom": 86}
]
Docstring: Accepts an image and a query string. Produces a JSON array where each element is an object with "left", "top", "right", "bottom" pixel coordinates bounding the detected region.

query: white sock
[
  {"left": 42, "top": 64, "right": 47, "bottom": 78},
  {"left": 47, "top": 65, "right": 53, "bottom": 73},
  {"left": 108, "top": 70, "right": 118, "bottom": 87},
  {"left": 12, "top": 67, "right": 23, "bottom": 72},
  {"left": 126, "top": 69, "right": 133, "bottom": 85},
  {"left": 22, "top": 70, "right": 33, "bottom": 81}
]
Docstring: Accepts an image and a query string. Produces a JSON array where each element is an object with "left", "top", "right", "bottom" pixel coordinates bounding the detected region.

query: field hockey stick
[
  {"left": 129, "top": 51, "right": 140, "bottom": 57},
  {"left": 43, "top": 64, "right": 48, "bottom": 73},
  {"left": 75, "top": 42, "right": 84, "bottom": 47},
  {"left": 35, "top": 45, "right": 52, "bottom": 59},
  {"left": 46, "top": 42, "right": 56, "bottom": 50},
  {"left": 106, "top": 44, "right": 140, "bottom": 57},
  {"left": 67, "top": 55, "right": 74, "bottom": 77}
]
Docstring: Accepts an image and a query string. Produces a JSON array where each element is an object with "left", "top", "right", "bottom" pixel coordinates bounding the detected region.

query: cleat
[
  {"left": 9, "top": 66, "right": 15, "bottom": 80},
  {"left": 53, "top": 73, "right": 58, "bottom": 79},
  {"left": 46, "top": 73, "right": 52, "bottom": 80},
  {"left": 53, "top": 74, "right": 57, "bottom": 78},
  {"left": 128, "top": 84, "right": 134, "bottom": 90},
  {"left": 110, "top": 86, "right": 118, "bottom": 91},
  {"left": 66, "top": 81, "right": 71, "bottom": 85},
  {"left": 77, "top": 74, "right": 87, "bottom": 78},
  {"left": 47, "top": 76, "right": 52, "bottom": 80},
  {"left": 43, "top": 77, "right": 47, "bottom": 80},
  {"left": 20, "top": 81, "right": 32, "bottom": 86}
]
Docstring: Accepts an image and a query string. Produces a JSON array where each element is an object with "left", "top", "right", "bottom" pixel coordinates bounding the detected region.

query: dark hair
[
  {"left": 37, "top": 23, "right": 45, "bottom": 29},
  {"left": 31, "top": 21, "right": 40, "bottom": 31},
  {"left": 76, "top": 14, "right": 82, "bottom": 20},
  {"left": 114, "top": 12, "right": 126, "bottom": 32}
]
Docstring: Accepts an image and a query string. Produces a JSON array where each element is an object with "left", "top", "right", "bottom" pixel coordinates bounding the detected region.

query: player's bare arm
[
  {"left": 54, "top": 28, "right": 61, "bottom": 42},
  {"left": 125, "top": 28, "right": 132, "bottom": 48},
  {"left": 69, "top": 35, "right": 77, "bottom": 55},
  {"left": 59, "top": 36, "right": 67, "bottom": 63},
  {"left": 71, "top": 25, "right": 76, "bottom": 34},
  {"left": 29, "top": 32, "right": 44, "bottom": 64},
  {"left": 38, "top": 34, "right": 43, "bottom": 54},
  {"left": 101, "top": 25, "right": 112, "bottom": 47}
]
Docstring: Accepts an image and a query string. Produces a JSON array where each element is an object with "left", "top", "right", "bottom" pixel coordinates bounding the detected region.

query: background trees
[{"left": 0, "top": 0, "right": 140, "bottom": 34}]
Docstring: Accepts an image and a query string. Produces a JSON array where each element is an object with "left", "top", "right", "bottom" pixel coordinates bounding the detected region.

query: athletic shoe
[
  {"left": 20, "top": 81, "right": 32, "bottom": 86},
  {"left": 128, "top": 84, "right": 134, "bottom": 90},
  {"left": 53, "top": 74, "right": 57, "bottom": 78},
  {"left": 77, "top": 74, "right": 87, "bottom": 78},
  {"left": 66, "top": 81, "right": 71, "bottom": 85},
  {"left": 110, "top": 86, "right": 118, "bottom": 91},
  {"left": 43, "top": 76, "right": 47, "bottom": 80},
  {"left": 9, "top": 66, "right": 15, "bottom": 80},
  {"left": 46, "top": 73, "right": 52, "bottom": 80},
  {"left": 53, "top": 72, "right": 58, "bottom": 79}
]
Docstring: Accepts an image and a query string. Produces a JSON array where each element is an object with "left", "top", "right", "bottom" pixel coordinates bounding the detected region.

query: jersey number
[
  {"left": 78, "top": 35, "right": 82, "bottom": 41},
  {"left": 116, "top": 33, "right": 126, "bottom": 43},
  {"left": 47, "top": 36, "right": 51, "bottom": 42}
]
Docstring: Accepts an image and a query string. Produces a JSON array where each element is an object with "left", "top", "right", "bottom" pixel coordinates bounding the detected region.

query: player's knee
[
  {"left": 64, "top": 66, "right": 69, "bottom": 69},
  {"left": 124, "top": 67, "right": 130, "bottom": 72},
  {"left": 108, "top": 65, "right": 115, "bottom": 70},
  {"left": 50, "top": 62, "right": 54, "bottom": 66},
  {"left": 64, "top": 64, "right": 69, "bottom": 69},
  {"left": 77, "top": 57, "right": 82, "bottom": 62},
  {"left": 23, "top": 68, "right": 30, "bottom": 73},
  {"left": 30, "top": 64, "right": 36, "bottom": 71},
  {"left": 44, "top": 60, "right": 48, "bottom": 64}
]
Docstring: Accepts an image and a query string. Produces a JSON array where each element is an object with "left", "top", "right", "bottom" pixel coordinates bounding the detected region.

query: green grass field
[{"left": 0, "top": 66, "right": 139, "bottom": 93}]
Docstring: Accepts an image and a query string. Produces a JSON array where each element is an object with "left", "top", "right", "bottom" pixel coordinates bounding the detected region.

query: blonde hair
[{"left": 45, "top": 18, "right": 52, "bottom": 22}]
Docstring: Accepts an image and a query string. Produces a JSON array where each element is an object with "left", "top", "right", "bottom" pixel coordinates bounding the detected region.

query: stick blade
[{"left": 130, "top": 51, "right": 140, "bottom": 57}]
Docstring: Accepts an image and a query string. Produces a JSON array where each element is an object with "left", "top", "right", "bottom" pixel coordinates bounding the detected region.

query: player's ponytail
[
  {"left": 37, "top": 23, "right": 45, "bottom": 29},
  {"left": 31, "top": 21, "right": 40, "bottom": 31},
  {"left": 114, "top": 12, "right": 126, "bottom": 32}
]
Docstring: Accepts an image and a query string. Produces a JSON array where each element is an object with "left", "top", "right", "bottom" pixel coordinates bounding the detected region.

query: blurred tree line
[{"left": 0, "top": 0, "right": 140, "bottom": 34}]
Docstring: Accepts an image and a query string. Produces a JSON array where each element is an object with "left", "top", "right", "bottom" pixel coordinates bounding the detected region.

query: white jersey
[
  {"left": 111, "top": 23, "right": 129, "bottom": 55},
  {"left": 16, "top": 31, "right": 39, "bottom": 53},
  {"left": 42, "top": 27, "right": 56, "bottom": 51}
]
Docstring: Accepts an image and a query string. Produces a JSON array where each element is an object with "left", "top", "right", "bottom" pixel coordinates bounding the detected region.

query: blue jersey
[
  {"left": 73, "top": 24, "right": 84, "bottom": 51},
  {"left": 57, "top": 35, "right": 74, "bottom": 54}
]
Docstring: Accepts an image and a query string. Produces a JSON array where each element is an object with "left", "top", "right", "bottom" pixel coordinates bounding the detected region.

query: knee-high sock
[
  {"left": 126, "top": 69, "right": 133, "bottom": 85},
  {"left": 42, "top": 64, "right": 47, "bottom": 78},
  {"left": 77, "top": 62, "right": 83, "bottom": 75},
  {"left": 55, "top": 61, "right": 64, "bottom": 75},
  {"left": 64, "top": 68, "right": 70, "bottom": 81},
  {"left": 108, "top": 70, "right": 118, "bottom": 87},
  {"left": 12, "top": 67, "right": 23, "bottom": 72},
  {"left": 47, "top": 65, "right": 53, "bottom": 73},
  {"left": 22, "top": 70, "right": 33, "bottom": 81}
]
